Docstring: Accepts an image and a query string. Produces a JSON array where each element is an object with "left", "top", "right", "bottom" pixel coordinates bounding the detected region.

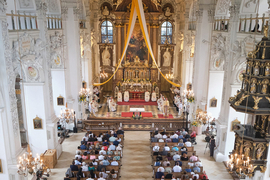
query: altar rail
[{"left": 83, "top": 117, "right": 188, "bottom": 131}]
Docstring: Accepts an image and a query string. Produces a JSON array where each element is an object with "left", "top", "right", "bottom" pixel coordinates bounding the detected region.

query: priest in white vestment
[
  {"left": 163, "top": 98, "right": 169, "bottom": 116},
  {"left": 91, "top": 100, "right": 97, "bottom": 116},
  {"left": 145, "top": 91, "right": 150, "bottom": 102},
  {"left": 109, "top": 97, "right": 116, "bottom": 112},
  {"left": 124, "top": 90, "right": 129, "bottom": 102},
  {"left": 151, "top": 90, "right": 156, "bottom": 101},
  {"left": 178, "top": 102, "right": 183, "bottom": 116},
  {"left": 117, "top": 91, "right": 122, "bottom": 102}
]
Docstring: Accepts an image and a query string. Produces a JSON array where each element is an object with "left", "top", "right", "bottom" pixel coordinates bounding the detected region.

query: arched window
[
  {"left": 161, "top": 21, "right": 172, "bottom": 44},
  {"left": 101, "top": 21, "right": 113, "bottom": 43}
]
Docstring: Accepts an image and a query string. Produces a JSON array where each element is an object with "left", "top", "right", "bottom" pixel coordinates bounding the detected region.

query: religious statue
[
  {"left": 163, "top": 48, "right": 171, "bottom": 67},
  {"left": 250, "top": 79, "right": 257, "bottom": 93},
  {"left": 102, "top": 6, "right": 109, "bottom": 16},
  {"left": 256, "top": 146, "right": 265, "bottom": 160},
  {"left": 144, "top": 60, "right": 149, "bottom": 67},
  {"left": 178, "top": 32, "right": 184, "bottom": 52},
  {"left": 102, "top": 46, "right": 111, "bottom": 66},
  {"left": 28, "top": 67, "right": 37, "bottom": 77},
  {"left": 262, "top": 80, "right": 269, "bottom": 94},
  {"left": 244, "top": 146, "right": 250, "bottom": 157},
  {"left": 125, "top": 59, "right": 130, "bottom": 66},
  {"left": 247, "top": 62, "right": 252, "bottom": 75},
  {"left": 134, "top": 56, "right": 140, "bottom": 63},
  {"left": 253, "top": 62, "right": 260, "bottom": 76},
  {"left": 265, "top": 63, "right": 270, "bottom": 76},
  {"left": 164, "top": 7, "right": 171, "bottom": 17}
]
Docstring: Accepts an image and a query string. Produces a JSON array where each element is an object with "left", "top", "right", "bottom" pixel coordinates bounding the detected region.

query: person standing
[{"left": 209, "top": 135, "right": 216, "bottom": 157}]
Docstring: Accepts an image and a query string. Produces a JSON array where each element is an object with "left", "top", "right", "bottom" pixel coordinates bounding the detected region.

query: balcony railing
[
  {"left": 47, "top": 15, "right": 62, "bottom": 30},
  {"left": 213, "top": 17, "right": 229, "bottom": 32},
  {"left": 238, "top": 13, "right": 267, "bottom": 34},
  {"left": 6, "top": 11, "right": 38, "bottom": 31}
]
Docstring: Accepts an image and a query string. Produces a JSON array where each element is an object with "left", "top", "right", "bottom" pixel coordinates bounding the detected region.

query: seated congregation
[
  {"left": 64, "top": 128, "right": 124, "bottom": 180},
  {"left": 151, "top": 129, "right": 208, "bottom": 180}
]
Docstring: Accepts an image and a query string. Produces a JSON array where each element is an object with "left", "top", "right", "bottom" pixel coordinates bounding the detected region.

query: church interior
[{"left": 1, "top": 0, "right": 270, "bottom": 180}]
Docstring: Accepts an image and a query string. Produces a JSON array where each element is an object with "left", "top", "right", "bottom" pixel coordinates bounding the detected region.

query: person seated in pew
[
  {"left": 163, "top": 144, "right": 170, "bottom": 151},
  {"left": 172, "top": 162, "right": 182, "bottom": 172},
  {"left": 99, "top": 147, "right": 106, "bottom": 155},
  {"left": 98, "top": 172, "right": 106, "bottom": 180},
  {"left": 185, "top": 133, "right": 191, "bottom": 139},
  {"left": 174, "top": 158, "right": 182, "bottom": 166},
  {"left": 181, "top": 171, "right": 190, "bottom": 179},
  {"left": 190, "top": 153, "right": 198, "bottom": 162},
  {"left": 151, "top": 136, "right": 158, "bottom": 142},
  {"left": 181, "top": 153, "right": 189, "bottom": 161},
  {"left": 114, "top": 155, "right": 121, "bottom": 160},
  {"left": 110, "top": 169, "right": 117, "bottom": 178},
  {"left": 155, "top": 167, "right": 165, "bottom": 178},
  {"left": 88, "top": 162, "right": 95, "bottom": 171},
  {"left": 107, "top": 155, "right": 113, "bottom": 161},
  {"left": 102, "top": 139, "right": 109, "bottom": 146},
  {"left": 159, "top": 138, "right": 165, "bottom": 142},
  {"left": 114, "top": 149, "right": 121, "bottom": 156},
  {"left": 82, "top": 151, "right": 89, "bottom": 160},
  {"left": 109, "top": 135, "right": 116, "bottom": 142},
  {"left": 92, "top": 159, "right": 98, "bottom": 166},
  {"left": 76, "top": 146, "right": 82, "bottom": 155},
  {"left": 117, "top": 137, "right": 122, "bottom": 142},
  {"left": 81, "top": 162, "right": 89, "bottom": 171},
  {"left": 155, "top": 132, "right": 163, "bottom": 139},
  {"left": 165, "top": 170, "right": 173, "bottom": 179},
  {"left": 95, "top": 143, "right": 101, "bottom": 150},
  {"left": 199, "top": 171, "right": 208, "bottom": 179},
  {"left": 185, "top": 165, "right": 192, "bottom": 173},
  {"left": 165, "top": 137, "right": 172, "bottom": 142},
  {"left": 172, "top": 138, "right": 178, "bottom": 143},
  {"left": 172, "top": 145, "right": 179, "bottom": 151},
  {"left": 98, "top": 154, "right": 105, "bottom": 160},
  {"left": 191, "top": 172, "right": 199, "bottom": 180},
  {"left": 154, "top": 127, "right": 159, "bottom": 135},
  {"left": 182, "top": 128, "right": 187, "bottom": 135},
  {"left": 117, "top": 127, "right": 124, "bottom": 135},
  {"left": 80, "top": 142, "right": 87, "bottom": 150},
  {"left": 88, "top": 135, "right": 96, "bottom": 142},
  {"left": 164, "top": 163, "right": 172, "bottom": 173},
  {"left": 171, "top": 175, "right": 176, "bottom": 180},
  {"left": 153, "top": 143, "right": 160, "bottom": 152},
  {"left": 181, "top": 146, "right": 187, "bottom": 153},
  {"left": 193, "top": 164, "right": 201, "bottom": 173},
  {"left": 162, "top": 133, "right": 167, "bottom": 139},
  {"left": 178, "top": 139, "right": 184, "bottom": 147},
  {"left": 185, "top": 138, "right": 192, "bottom": 147},
  {"left": 154, "top": 159, "right": 161, "bottom": 166},
  {"left": 161, "top": 149, "right": 168, "bottom": 156},
  {"left": 109, "top": 142, "right": 116, "bottom": 150},
  {"left": 113, "top": 138, "right": 120, "bottom": 146},
  {"left": 74, "top": 157, "right": 82, "bottom": 165},
  {"left": 75, "top": 152, "right": 82, "bottom": 159},
  {"left": 167, "top": 153, "right": 172, "bottom": 161},
  {"left": 70, "top": 161, "right": 79, "bottom": 171},
  {"left": 64, "top": 174, "right": 71, "bottom": 180},
  {"left": 111, "top": 157, "right": 119, "bottom": 166},
  {"left": 162, "top": 158, "right": 170, "bottom": 167},
  {"left": 102, "top": 157, "right": 110, "bottom": 166},
  {"left": 156, "top": 154, "right": 163, "bottom": 161},
  {"left": 103, "top": 145, "right": 108, "bottom": 151},
  {"left": 170, "top": 149, "right": 177, "bottom": 156},
  {"left": 188, "top": 161, "right": 194, "bottom": 167},
  {"left": 173, "top": 152, "right": 180, "bottom": 161},
  {"left": 107, "top": 148, "right": 113, "bottom": 155},
  {"left": 86, "top": 170, "right": 96, "bottom": 180},
  {"left": 97, "top": 161, "right": 106, "bottom": 172},
  {"left": 195, "top": 161, "right": 203, "bottom": 167},
  {"left": 116, "top": 144, "right": 122, "bottom": 151}
]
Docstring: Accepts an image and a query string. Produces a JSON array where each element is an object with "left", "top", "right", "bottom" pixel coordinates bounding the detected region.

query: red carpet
[
  {"left": 158, "top": 114, "right": 174, "bottom": 118},
  {"left": 121, "top": 112, "right": 133, "bottom": 117},
  {"left": 117, "top": 100, "right": 157, "bottom": 106},
  {"left": 141, "top": 112, "right": 153, "bottom": 117}
]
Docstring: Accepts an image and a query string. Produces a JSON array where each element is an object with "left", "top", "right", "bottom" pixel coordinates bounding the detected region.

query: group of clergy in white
[
  {"left": 173, "top": 94, "right": 190, "bottom": 116},
  {"left": 157, "top": 94, "right": 170, "bottom": 116},
  {"left": 117, "top": 90, "right": 157, "bottom": 102},
  {"left": 88, "top": 94, "right": 100, "bottom": 116},
  {"left": 108, "top": 97, "right": 117, "bottom": 112}
]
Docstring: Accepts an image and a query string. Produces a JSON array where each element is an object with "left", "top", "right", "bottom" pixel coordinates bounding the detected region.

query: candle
[
  {"left": 240, "top": 168, "right": 242, "bottom": 174},
  {"left": 231, "top": 155, "right": 234, "bottom": 159},
  {"left": 242, "top": 154, "right": 244, "bottom": 160},
  {"left": 235, "top": 154, "right": 237, "bottom": 159},
  {"left": 248, "top": 168, "right": 250, "bottom": 173},
  {"left": 230, "top": 164, "right": 233, "bottom": 171},
  {"left": 237, "top": 158, "right": 239, "bottom": 165}
]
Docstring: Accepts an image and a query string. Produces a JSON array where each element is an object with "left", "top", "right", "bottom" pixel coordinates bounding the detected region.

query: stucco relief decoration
[
  {"left": 13, "top": 32, "right": 44, "bottom": 82},
  {"left": 216, "top": 0, "right": 230, "bottom": 14},
  {"left": 50, "top": 31, "right": 65, "bottom": 68},
  {"left": 2, "top": 20, "right": 20, "bottom": 135},
  {"left": 47, "top": 0, "right": 59, "bottom": 13},
  {"left": 19, "top": 0, "right": 35, "bottom": 9},
  {"left": 245, "top": 0, "right": 257, "bottom": 8},
  {"left": 0, "top": 0, "right": 7, "bottom": 14},
  {"left": 178, "top": 32, "right": 184, "bottom": 52},
  {"left": 211, "top": 34, "right": 226, "bottom": 70}
]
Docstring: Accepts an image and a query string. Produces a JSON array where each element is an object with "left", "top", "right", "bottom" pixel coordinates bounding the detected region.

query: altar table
[
  {"left": 129, "top": 91, "right": 144, "bottom": 100},
  {"left": 130, "top": 108, "right": 145, "bottom": 112}
]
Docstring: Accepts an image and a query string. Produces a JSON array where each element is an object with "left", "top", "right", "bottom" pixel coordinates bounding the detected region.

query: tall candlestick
[
  {"left": 240, "top": 168, "right": 242, "bottom": 174},
  {"left": 237, "top": 158, "right": 239, "bottom": 165},
  {"left": 242, "top": 154, "right": 244, "bottom": 160}
]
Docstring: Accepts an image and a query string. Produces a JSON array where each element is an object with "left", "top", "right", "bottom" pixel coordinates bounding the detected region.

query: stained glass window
[
  {"left": 101, "top": 21, "right": 113, "bottom": 43},
  {"left": 161, "top": 21, "right": 172, "bottom": 44}
]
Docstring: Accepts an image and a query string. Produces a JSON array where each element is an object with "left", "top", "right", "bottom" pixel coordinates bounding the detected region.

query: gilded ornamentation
[
  {"left": 243, "top": 142, "right": 252, "bottom": 157},
  {"left": 266, "top": 97, "right": 270, "bottom": 103},
  {"left": 256, "top": 143, "right": 265, "bottom": 160},
  {"left": 235, "top": 94, "right": 249, "bottom": 106},
  {"left": 261, "top": 79, "right": 269, "bottom": 94},
  {"left": 263, "top": 21, "right": 268, "bottom": 38},
  {"left": 260, "top": 166, "right": 267, "bottom": 173},
  {"left": 253, "top": 61, "right": 260, "bottom": 76},
  {"left": 248, "top": 42, "right": 262, "bottom": 59},
  {"left": 250, "top": 78, "right": 257, "bottom": 93},
  {"left": 265, "top": 62, "right": 270, "bottom": 76},
  {"left": 252, "top": 96, "right": 263, "bottom": 110}
]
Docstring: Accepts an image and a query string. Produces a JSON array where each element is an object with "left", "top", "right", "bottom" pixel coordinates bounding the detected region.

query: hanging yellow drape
[{"left": 94, "top": 0, "right": 181, "bottom": 87}]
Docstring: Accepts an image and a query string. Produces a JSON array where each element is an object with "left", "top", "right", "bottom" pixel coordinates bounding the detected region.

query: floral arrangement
[
  {"left": 79, "top": 94, "right": 86, "bottom": 102},
  {"left": 191, "top": 120, "right": 201, "bottom": 127},
  {"left": 187, "top": 96, "right": 195, "bottom": 103}
]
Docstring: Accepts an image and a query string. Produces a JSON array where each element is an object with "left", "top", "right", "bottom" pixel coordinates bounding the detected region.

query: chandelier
[
  {"left": 196, "top": 111, "right": 212, "bottom": 125},
  {"left": 17, "top": 145, "right": 51, "bottom": 177},
  {"left": 226, "top": 153, "right": 255, "bottom": 178},
  {"left": 165, "top": 71, "right": 173, "bottom": 80},
  {"left": 100, "top": 70, "right": 108, "bottom": 79},
  {"left": 59, "top": 103, "right": 75, "bottom": 125}
]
